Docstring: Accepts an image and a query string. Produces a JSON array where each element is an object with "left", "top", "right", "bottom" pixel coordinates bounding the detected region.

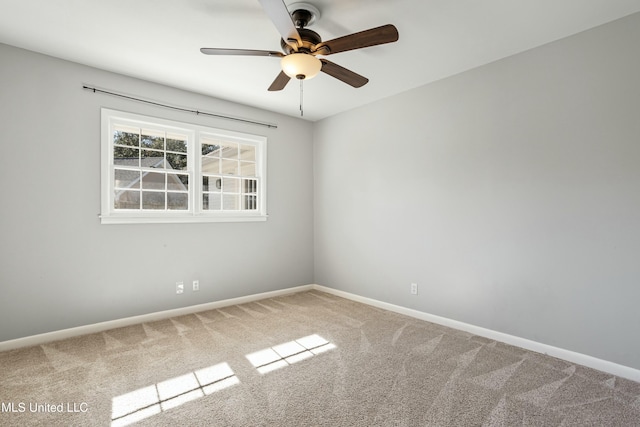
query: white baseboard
[
  {"left": 2, "top": 283, "right": 638, "bottom": 383},
  {"left": 311, "top": 285, "right": 640, "bottom": 382},
  {"left": 0, "top": 284, "right": 313, "bottom": 353}
]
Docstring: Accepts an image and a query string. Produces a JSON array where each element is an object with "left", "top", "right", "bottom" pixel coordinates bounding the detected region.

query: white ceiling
[{"left": 1, "top": 0, "right": 639, "bottom": 121}]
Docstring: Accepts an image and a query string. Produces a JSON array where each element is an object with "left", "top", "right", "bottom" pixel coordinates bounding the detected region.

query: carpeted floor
[{"left": 1, "top": 290, "right": 639, "bottom": 426}]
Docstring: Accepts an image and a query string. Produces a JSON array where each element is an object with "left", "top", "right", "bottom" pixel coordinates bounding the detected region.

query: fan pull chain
[{"left": 299, "top": 78, "right": 304, "bottom": 117}]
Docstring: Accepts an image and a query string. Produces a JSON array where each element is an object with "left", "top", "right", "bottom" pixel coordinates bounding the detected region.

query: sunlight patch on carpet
[
  {"left": 111, "top": 362, "right": 239, "bottom": 426},
  {"left": 246, "top": 334, "right": 336, "bottom": 374}
]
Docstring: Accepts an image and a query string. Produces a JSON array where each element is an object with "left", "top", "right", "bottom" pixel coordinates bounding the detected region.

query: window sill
[{"left": 100, "top": 213, "right": 268, "bottom": 224}]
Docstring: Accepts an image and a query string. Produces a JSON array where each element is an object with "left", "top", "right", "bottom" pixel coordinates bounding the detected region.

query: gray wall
[
  {"left": 314, "top": 13, "right": 640, "bottom": 369},
  {"left": 0, "top": 43, "right": 314, "bottom": 341},
  {"left": 2, "top": 12, "right": 640, "bottom": 371}
]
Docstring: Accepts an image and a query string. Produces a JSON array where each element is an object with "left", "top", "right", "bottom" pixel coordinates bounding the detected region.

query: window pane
[
  {"left": 201, "top": 143, "right": 221, "bottom": 157},
  {"left": 239, "top": 145, "right": 255, "bottom": 161},
  {"left": 141, "top": 130, "right": 164, "bottom": 149},
  {"left": 114, "top": 146, "right": 139, "bottom": 167},
  {"left": 221, "top": 158, "right": 238, "bottom": 175},
  {"left": 223, "top": 194, "right": 239, "bottom": 210},
  {"left": 243, "top": 195, "right": 257, "bottom": 210},
  {"left": 167, "top": 192, "right": 188, "bottom": 210},
  {"left": 114, "top": 190, "right": 140, "bottom": 209},
  {"left": 166, "top": 153, "right": 187, "bottom": 170},
  {"left": 220, "top": 144, "right": 238, "bottom": 159},
  {"left": 202, "top": 176, "right": 221, "bottom": 192},
  {"left": 142, "top": 172, "right": 165, "bottom": 190},
  {"left": 168, "top": 174, "right": 188, "bottom": 191},
  {"left": 202, "top": 157, "right": 220, "bottom": 174},
  {"left": 240, "top": 161, "right": 256, "bottom": 177},
  {"left": 222, "top": 177, "right": 239, "bottom": 193},
  {"left": 203, "top": 193, "right": 221, "bottom": 211},
  {"left": 167, "top": 136, "right": 187, "bottom": 153},
  {"left": 142, "top": 191, "right": 165, "bottom": 210},
  {"left": 114, "top": 169, "right": 140, "bottom": 189},
  {"left": 114, "top": 130, "right": 139, "bottom": 147},
  {"left": 243, "top": 178, "right": 257, "bottom": 194},
  {"left": 141, "top": 150, "right": 165, "bottom": 168}
]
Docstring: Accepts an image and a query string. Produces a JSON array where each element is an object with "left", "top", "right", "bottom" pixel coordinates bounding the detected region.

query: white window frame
[{"left": 101, "top": 108, "right": 267, "bottom": 224}]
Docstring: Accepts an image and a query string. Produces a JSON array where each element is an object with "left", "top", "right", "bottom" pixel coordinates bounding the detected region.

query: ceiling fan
[{"left": 200, "top": 0, "right": 399, "bottom": 92}]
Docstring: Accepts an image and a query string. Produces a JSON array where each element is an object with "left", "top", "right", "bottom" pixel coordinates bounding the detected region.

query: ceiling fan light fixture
[{"left": 281, "top": 53, "right": 322, "bottom": 80}]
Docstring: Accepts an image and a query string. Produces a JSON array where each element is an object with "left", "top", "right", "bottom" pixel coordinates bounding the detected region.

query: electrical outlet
[
  {"left": 193, "top": 280, "right": 200, "bottom": 292},
  {"left": 176, "top": 281, "right": 184, "bottom": 294},
  {"left": 410, "top": 283, "right": 418, "bottom": 295}
]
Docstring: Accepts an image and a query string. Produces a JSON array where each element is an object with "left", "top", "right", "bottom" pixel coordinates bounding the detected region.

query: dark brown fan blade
[
  {"left": 258, "top": 0, "right": 302, "bottom": 49},
  {"left": 320, "top": 59, "right": 368, "bottom": 88},
  {"left": 200, "top": 48, "right": 283, "bottom": 57},
  {"left": 315, "top": 24, "right": 398, "bottom": 55},
  {"left": 268, "top": 70, "right": 291, "bottom": 91}
]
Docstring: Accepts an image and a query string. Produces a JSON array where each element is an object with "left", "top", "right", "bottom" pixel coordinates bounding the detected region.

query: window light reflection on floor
[
  {"left": 111, "top": 362, "right": 239, "bottom": 427},
  {"left": 245, "top": 334, "right": 336, "bottom": 374}
]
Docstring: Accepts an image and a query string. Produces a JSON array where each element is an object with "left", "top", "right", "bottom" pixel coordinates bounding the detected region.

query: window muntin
[{"left": 101, "top": 109, "right": 266, "bottom": 224}]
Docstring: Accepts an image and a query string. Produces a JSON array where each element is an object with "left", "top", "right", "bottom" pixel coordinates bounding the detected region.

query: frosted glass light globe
[{"left": 281, "top": 53, "right": 322, "bottom": 80}]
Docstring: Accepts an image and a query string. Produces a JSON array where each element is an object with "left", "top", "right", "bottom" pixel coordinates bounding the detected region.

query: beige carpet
[{"left": 1, "top": 290, "right": 640, "bottom": 426}]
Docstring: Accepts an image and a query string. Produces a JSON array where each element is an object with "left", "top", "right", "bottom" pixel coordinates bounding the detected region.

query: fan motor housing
[{"left": 281, "top": 28, "right": 322, "bottom": 54}]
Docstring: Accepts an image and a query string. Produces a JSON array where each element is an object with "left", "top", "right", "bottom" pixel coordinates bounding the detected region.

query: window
[{"left": 101, "top": 109, "right": 267, "bottom": 224}]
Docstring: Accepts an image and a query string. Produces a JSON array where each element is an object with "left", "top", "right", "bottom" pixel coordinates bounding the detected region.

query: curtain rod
[{"left": 82, "top": 85, "right": 278, "bottom": 129}]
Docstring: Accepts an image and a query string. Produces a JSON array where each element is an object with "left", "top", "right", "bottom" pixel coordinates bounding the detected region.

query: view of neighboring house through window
[
  {"left": 101, "top": 109, "right": 267, "bottom": 224},
  {"left": 201, "top": 136, "right": 258, "bottom": 212},
  {"left": 113, "top": 125, "right": 189, "bottom": 211}
]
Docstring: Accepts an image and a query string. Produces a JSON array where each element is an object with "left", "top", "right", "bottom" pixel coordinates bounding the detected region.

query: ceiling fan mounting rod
[
  {"left": 288, "top": 2, "right": 321, "bottom": 28},
  {"left": 292, "top": 9, "right": 312, "bottom": 28}
]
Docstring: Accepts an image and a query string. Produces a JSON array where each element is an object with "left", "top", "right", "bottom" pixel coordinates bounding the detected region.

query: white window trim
[{"left": 100, "top": 108, "right": 267, "bottom": 224}]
